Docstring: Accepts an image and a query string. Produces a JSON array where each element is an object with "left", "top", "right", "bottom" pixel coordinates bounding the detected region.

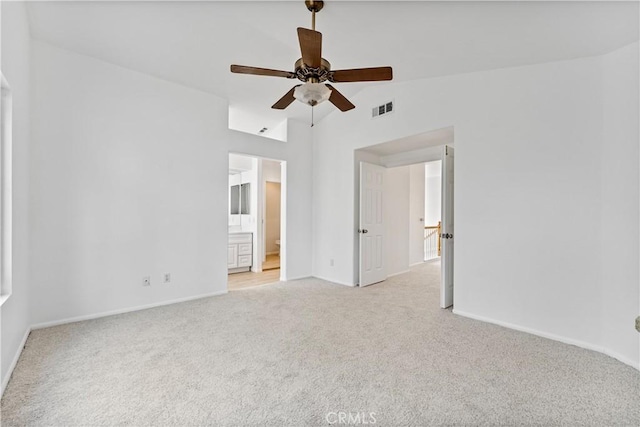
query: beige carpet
[{"left": 2, "top": 262, "right": 639, "bottom": 426}]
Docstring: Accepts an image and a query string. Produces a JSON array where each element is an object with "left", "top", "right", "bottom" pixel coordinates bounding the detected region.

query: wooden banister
[{"left": 424, "top": 221, "right": 442, "bottom": 257}]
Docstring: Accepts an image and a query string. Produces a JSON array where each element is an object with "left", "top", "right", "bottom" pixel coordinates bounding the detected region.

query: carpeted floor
[{"left": 2, "top": 262, "right": 639, "bottom": 426}]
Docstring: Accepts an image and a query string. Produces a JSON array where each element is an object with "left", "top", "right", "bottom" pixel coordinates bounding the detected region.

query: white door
[
  {"left": 359, "top": 162, "right": 387, "bottom": 286},
  {"left": 440, "top": 146, "right": 454, "bottom": 308}
]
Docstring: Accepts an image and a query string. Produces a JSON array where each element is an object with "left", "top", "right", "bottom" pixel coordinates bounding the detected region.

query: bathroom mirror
[
  {"left": 230, "top": 185, "right": 240, "bottom": 215},
  {"left": 240, "top": 183, "right": 250, "bottom": 214}
]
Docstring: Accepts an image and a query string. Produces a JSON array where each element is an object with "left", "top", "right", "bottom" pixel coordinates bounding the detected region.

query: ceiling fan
[{"left": 230, "top": 0, "right": 393, "bottom": 115}]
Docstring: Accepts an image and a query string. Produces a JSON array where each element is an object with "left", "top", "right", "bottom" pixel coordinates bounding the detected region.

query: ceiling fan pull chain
[{"left": 311, "top": 106, "right": 314, "bottom": 127}]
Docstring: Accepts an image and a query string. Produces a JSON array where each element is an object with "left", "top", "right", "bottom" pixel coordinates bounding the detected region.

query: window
[{"left": 0, "top": 73, "right": 13, "bottom": 306}]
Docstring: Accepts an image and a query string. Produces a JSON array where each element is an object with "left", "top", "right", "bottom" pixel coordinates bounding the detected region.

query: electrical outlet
[
  {"left": 163, "top": 273, "right": 171, "bottom": 284},
  {"left": 142, "top": 276, "right": 151, "bottom": 286},
  {"left": 636, "top": 316, "right": 640, "bottom": 333}
]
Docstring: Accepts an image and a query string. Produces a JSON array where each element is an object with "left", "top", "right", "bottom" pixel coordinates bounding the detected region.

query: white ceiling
[{"left": 26, "top": 1, "right": 639, "bottom": 130}]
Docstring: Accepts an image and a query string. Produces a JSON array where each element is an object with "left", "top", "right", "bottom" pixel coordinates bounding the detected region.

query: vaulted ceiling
[{"left": 26, "top": 1, "right": 639, "bottom": 130}]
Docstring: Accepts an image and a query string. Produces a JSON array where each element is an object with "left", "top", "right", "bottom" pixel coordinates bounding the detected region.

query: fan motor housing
[
  {"left": 295, "top": 58, "right": 331, "bottom": 83},
  {"left": 305, "top": 0, "right": 324, "bottom": 13}
]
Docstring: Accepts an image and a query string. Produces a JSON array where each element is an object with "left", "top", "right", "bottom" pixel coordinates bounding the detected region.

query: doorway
[
  {"left": 354, "top": 126, "right": 455, "bottom": 308},
  {"left": 263, "top": 181, "right": 281, "bottom": 271},
  {"left": 423, "top": 161, "right": 442, "bottom": 262},
  {"left": 227, "top": 153, "right": 285, "bottom": 290}
]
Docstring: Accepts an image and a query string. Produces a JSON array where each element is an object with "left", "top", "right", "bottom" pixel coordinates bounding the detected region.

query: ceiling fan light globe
[{"left": 294, "top": 82, "right": 332, "bottom": 107}]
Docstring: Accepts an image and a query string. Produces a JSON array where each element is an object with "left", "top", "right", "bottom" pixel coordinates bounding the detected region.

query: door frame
[
  {"left": 353, "top": 126, "right": 455, "bottom": 307},
  {"left": 262, "top": 180, "right": 282, "bottom": 265},
  {"left": 440, "top": 145, "right": 454, "bottom": 308},
  {"left": 227, "top": 153, "right": 287, "bottom": 290},
  {"left": 0, "top": 73, "right": 13, "bottom": 306}
]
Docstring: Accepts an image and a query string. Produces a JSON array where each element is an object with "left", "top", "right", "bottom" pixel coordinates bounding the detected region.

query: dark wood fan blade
[
  {"left": 271, "top": 86, "right": 300, "bottom": 110},
  {"left": 297, "top": 28, "right": 322, "bottom": 68},
  {"left": 231, "top": 65, "right": 296, "bottom": 79},
  {"left": 326, "top": 84, "right": 355, "bottom": 112},
  {"left": 330, "top": 67, "right": 393, "bottom": 83}
]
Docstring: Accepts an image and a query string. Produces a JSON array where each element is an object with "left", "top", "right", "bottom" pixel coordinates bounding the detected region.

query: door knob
[{"left": 362, "top": 229, "right": 369, "bottom": 234}]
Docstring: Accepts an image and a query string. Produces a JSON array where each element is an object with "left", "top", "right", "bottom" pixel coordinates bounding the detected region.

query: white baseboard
[
  {"left": 602, "top": 349, "right": 639, "bottom": 370},
  {"left": 283, "top": 275, "right": 312, "bottom": 282},
  {"left": 388, "top": 269, "right": 410, "bottom": 278},
  {"left": 312, "top": 275, "right": 356, "bottom": 287},
  {"left": 452, "top": 309, "right": 639, "bottom": 371},
  {"left": 1, "top": 327, "right": 31, "bottom": 398},
  {"left": 31, "top": 290, "right": 228, "bottom": 331},
  {"left": 409, "top": 261, "right": 424, "bottom": 267}
]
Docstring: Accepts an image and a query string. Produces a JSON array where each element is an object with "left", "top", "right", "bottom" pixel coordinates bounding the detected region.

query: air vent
[{"left": 372, "top": 101, "right": 394, "bottom": 118}]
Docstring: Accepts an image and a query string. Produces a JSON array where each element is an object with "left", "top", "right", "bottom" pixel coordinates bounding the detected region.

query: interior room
[
  {"left": 1, "top": 1, "right": 639, "bottom": 425},
  {"left": 354, "top": 128, "right": 452, "bottom": 292},
  {"left": 227, "top": 153, "right": 283, "bottom": 290}
]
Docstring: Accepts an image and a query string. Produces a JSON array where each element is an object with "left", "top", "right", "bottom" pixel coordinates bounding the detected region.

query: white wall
[
  {"left": 601, "top": 42, "right": 640, "bottom": 367},
  {"left": 262, "top": 159, "right": 281, "bottom": 183},
  {"left": 266, "top": 119, "right": 288, "bottom": 144},
  {"left": 228, "top": 106, "right": 287, "bottom": 143},
  {"left": 0, "top": 1, "right": 31, "bottom": 394},
  {"left": 30, "top": 41, "right": 229, "bottom": 324},
  {"left": 425, "top": 161, "right": 442, "bottom": 227},
  {"left": 228, "top": 153, "right": 252, "bottom": 173},
  {"left": 409, "top": 164, "right": 425, "bottom": 265},
  {"left": 265, "top": 182, "right": 281, "bottom": 255},
  {"left": 385, "top": 166, "right": 410, "bottom": 276},
  {"left": 29, "top": 41, "right": 313, "bottom": 326},
  {"left": 313, "top": 50, "right": 639, "bottom": 368},
  {"left": 263, "top": 159, "right": 281, "bottom": 256}
]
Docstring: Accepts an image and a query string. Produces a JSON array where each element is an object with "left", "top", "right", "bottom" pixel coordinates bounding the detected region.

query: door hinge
[{"left": 442, "top": 233, "right": 453, "bottom": 239}]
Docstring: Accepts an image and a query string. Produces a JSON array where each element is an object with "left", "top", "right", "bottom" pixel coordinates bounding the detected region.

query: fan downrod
[{"left": 305, "top": 0, "right": 323, "bottom": 30}]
